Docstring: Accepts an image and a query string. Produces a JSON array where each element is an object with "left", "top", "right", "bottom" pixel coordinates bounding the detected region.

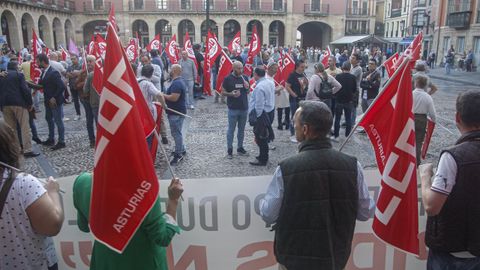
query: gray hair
[
  {"left": 414, "top": 74, "right": 428, "bottom": 89},
  {"left": 298, "top": 100, "right": 333, "bottom": 138}
]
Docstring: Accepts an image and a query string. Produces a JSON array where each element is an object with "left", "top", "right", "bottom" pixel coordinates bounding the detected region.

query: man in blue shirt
[
  {"left": 249, "top": 67, "right": 275, "bottom": 166},
  {"left": 163, "top": 64, "right": 187, "bottom": 166}
]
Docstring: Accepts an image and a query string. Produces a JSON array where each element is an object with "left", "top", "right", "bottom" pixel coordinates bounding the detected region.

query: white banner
[{"left": 54, "top": 170, "right": 428, "bottom": 269}]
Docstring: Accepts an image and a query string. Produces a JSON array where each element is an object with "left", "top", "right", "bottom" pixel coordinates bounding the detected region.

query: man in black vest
[
  {"left": 420, "top": 89, "right": 480, "bottom": 269},
  {"left": 259, "top": 101, "right": 374, "bottom": 270}
]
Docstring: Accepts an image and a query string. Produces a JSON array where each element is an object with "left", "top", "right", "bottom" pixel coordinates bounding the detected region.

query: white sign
[{"left": 54, "top": 171, "right": 428, "bottom": 269}]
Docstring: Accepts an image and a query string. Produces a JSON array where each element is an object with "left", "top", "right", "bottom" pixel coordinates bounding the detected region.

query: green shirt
[{"left": 73, "top": 173, "right": 179, "bottom": 270}]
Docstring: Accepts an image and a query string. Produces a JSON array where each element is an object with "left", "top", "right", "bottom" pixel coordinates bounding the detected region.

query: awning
[
  {"left": 330, "top": 35, "right": 390, "bottom": 45},
  {"left": 384, "top": 37, "right": 403, "bottom": 43},
  {"left": 399, "top": 37, "right": 414, "bottom": 45}
]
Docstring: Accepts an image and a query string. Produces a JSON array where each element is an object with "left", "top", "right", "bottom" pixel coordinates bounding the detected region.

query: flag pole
[
  {"left": 0, "top": 161, "right": 66, "bottom": 193},
  {"left": 338, "top": 56, "right": 411, "bottom": 152}
]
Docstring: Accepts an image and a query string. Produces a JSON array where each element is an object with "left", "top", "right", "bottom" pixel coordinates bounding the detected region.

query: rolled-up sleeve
[
  {"left": 259, "top": 166, "right": 284, "bottom": 224},
  {"left": 143, "top": 199, "right": 180, "bottom": 247},
  {"left": 356, "top": 162, "right": 375, "bottom": 221}
]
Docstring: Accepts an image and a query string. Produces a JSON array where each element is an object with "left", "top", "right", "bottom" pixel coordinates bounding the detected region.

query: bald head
[{"left": 233, "top": 61, "right": 243, "bottom": 76}]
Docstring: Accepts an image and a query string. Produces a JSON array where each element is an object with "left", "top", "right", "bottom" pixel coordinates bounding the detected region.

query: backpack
[{"left": 314, "top": 74, "right": 333, "bottom": 100}]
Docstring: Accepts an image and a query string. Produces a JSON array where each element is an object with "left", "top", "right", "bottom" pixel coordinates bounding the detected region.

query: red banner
[
  {"left": 282, "top": 53, "right": 295, "bottom": 84},
  {"left": 61, "top": 47, "right": 69, "bottom": 62},
  {"left": 215, "top": 50, "right": 233, "bottom": 95},
  {"left": 204, "top": 32, "right": 222, "bottom": 96},
  {"left": 96, "top": 34, "right": 107, "bottom": 60},
  {"left": 147, "top": 34, "right": 161, "bottom": 52},
  {"left": 166, "top": 35, "right": 179, "bottom": 64},
  {"left": 108, "top": 3, "right": 118, "bottom": 32},
  {"left": 91, "top": 24, "right": 158, "bottom": 254},
  {"left": 30, "top": 29, "right": 42, "bottom": 84},
  {"left": 228, "top": 32, "right": 241, "bottom": 55},
  {"left": 396, "top": 32, "right": 423, "bottom": 71},
  {"left": 358, "top": 58, "right": 419, "bottom": 255},
  {"left": 321, "top": 46, "right": 331, "bottom": 67},
  {"left": 384, "top": 52, "right": 399, "bottom": 77},
  {"left": 92, "top": 41, "right": 104, "bottom": 94},
  {"left": 88, "top": 35, "right": 95, "bottom": 55},
  {"left": 125, "top": 38, "right": 139, "bottom": 62},
  {"left": 244, "top": 25, "right": 260, "bottom": 76},
  {"left": 421, "top": 119, "right": 435, "bottom": 160},
  {"left": 184, "top": 32, "right": 198, "bottom": 70}
]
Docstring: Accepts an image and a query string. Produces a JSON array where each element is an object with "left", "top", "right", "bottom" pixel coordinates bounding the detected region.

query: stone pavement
[
  {"left": 427, "top": 67, "right": 480, "bottom": 87},
  {"left": 2, "top": 67, "right": 477, "bottom": 180}
]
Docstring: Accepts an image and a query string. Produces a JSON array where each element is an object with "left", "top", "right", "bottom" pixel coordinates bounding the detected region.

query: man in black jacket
[
  {"left": 0, "top": 61, "right": 39, "bottom": 157},
  {"left": 360, "top": 59, "right": 381, "bottom": 113},
  {"left": 333, "top": 62, "right": 357, "bottom": 140},
  {"left": 420, "top": 89, "right": 480, "bottom": 269},
  {"left": 259, "top": 100, "right": 374, "bottom": 270}
]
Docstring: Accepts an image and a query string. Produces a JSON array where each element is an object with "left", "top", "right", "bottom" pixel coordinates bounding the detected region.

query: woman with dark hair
[{"left": 0, "top": 120, "right": 64, "bottom": 270}]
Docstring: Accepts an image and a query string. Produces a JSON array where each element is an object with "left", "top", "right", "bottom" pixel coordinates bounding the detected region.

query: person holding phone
[{"left": 221, "top": 61, "right": 250, "bottom": 159}]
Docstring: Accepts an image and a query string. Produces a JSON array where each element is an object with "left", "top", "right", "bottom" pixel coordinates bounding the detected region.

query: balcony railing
[
  {"left": 128, "top": 1, "right": 287, "bottom": 13},
  {"left": 448, "top": 11, "right": 472, "bottom": 29},
  {"left": 84, "top": 1, "right": 112, "bottom": 13},
  {"left": 5, "top": 0, "right": 75, "bottom": 12},
  {"left": 304, "top": 3, "right": 329, "bottom": 16},
  {"left": 346, "top": 8, "right": 370, "bottom": 16},
  {"left": 390, "top": 8, "right": 401, "bottom": 17}
]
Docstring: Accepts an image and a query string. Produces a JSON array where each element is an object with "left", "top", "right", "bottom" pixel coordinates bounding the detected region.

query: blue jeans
[
  {"left": 168, "top": 115, "right": 185, "bottom": 155},
  {"left": 427, "top": 249, "right": 480, "bottom": 270},
  {"left": 227, "top": 109, "right": 248, "bottom": 150},
  {"left": 71, "top": 88, "right": 81, "bottom": 116},
  {"left": 334, "top": 102, "right": 353, "bottom": 137},
  {"left": 81, "top": 100, "right": 96, "bottom": 142},
  {"left": 45, "top": 104, "right": 65, "bottom": 143},
  {"left": 185, "top": 80, "right": 194, "bottom": 107},
  {"left": 29, "top": 111, "right": 38, "bottom": 139},
  {"left": 289, "top": 99, "right": 299, "bottom": 136},
  {"left": 445, "top": 63, "right": 452, "bottom": 75}
]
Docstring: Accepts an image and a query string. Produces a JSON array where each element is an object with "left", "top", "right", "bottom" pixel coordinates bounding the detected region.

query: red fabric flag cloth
[
  {"left": 358, "top": 58, "right": 420, "bottom": 255},
  {"left": 184, "top": 32, "right": 198, "bottom": 70},
  {"left": 125, "top": 38, "right": 139, "bottom": 62},
  {"left": 384, "top": 52, "right": 399, "bottom": 77},
  {"left": 88, "top": 35, "right": 95, "bottom": 55},
  {"left": 96, "top": 34, "right": 107, "bottom": 60},
  {"left": 244, "top": 25, "right": 260, "bottom": 76},
  {"left": 321, "top": 46, "right": 331, "bottom": 67},
  {"left": 421, "top": 119, "right": 435, "bottom": 160},
  {"left": 150, "top": 102, "right": 163, "bottom": 161},
  {"left": 30, "top": 29, "right": 42, "bottom": 84},
  {"left": 396, "top": 32, "right": 423, "bottom": 68},
  {"left": 215, "top": 50, "right": 233, "bottom": 95},
  {"left": 204, "top": 32, "right": 222, "bottom": 96},
  {"left": 61, "top": 47, "right": 69, "bottom": 62},
  {"left": 227, "top": 32, "right": 241, "bottom": 54},
  {"left": 90, "top": 24, "right": 158, "bottom": 254},
  {"left": 249, "top": 77, "right": 256, "bottom": 92},
  {"left": 166, "top": 35, "right": 179, "bottom": 64},
  {"left": 282, "top": 53, "right": 296, "bottom": 83},
  {"left": 147, "top": 34, "right": 161, "bottom": 52},
  {"left": 108, "top": 3, "right": 119, "bottom": 32},
  {"left": 92, "top": 41, "right": 104, "bottom": 94},
  {"left": 274, "top": 52, "right": 285, "bottom": 86}
]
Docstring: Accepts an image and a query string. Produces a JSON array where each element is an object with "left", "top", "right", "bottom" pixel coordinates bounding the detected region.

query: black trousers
[{"left": 256, "top": 110, "right": 274, "bottom": 163}]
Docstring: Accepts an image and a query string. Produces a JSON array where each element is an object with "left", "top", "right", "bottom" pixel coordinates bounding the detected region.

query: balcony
[
  {"left": 4, "top": 0, "right": 75, "bottom": 12},
  {"left": 346, "top": 8, "right": 370, "bottom": 16},
  {"left": 128, "top": 1, "right": 287, "bottom": 14},
  {"left": 448, "top": 11, "right": 472, "bottom": 29},
  {"left": 304, "top": 4, "right": 329, "bottom": 16},
  {"left": 84, "top": 1, "right": 112, "bottom": 14}
]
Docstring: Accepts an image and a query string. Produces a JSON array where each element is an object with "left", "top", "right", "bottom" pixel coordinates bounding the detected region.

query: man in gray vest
[
  {"left": 420, "top": 89, "right": 480, "bottom": 269},
  {"left": 259, "top": 101, "right": 374, "bottom": 269}
]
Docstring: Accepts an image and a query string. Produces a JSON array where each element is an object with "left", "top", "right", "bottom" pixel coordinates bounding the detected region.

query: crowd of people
[{"left": 0, "top": 37, "right": 479, "bottom": 270}]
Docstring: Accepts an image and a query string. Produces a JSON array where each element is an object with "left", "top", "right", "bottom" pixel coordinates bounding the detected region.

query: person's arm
[
  {"left": 83, "top": 73, "right": 93, "bottom": 95},
  {"left": 306, "top": 75, "right": 317, "bottom": 100},
  {"left": 192, "top": 60, "right": 197, "bottom": 80},
  {"left": 254, "top": 85, "right": 266, "bottom": 117},
  {"left": 26, "top": 177, "right": 64, "bottom": 236},
  {"left": 356, "top": 162, "right": 375, "bottom": 221},
  {"left": 428, "top": 83, "right": 438, "bottom": 95},
  {"left": 329, "top": 75, "right": 342, "bottom": 94},
  {"left": 427, "top": 96, "right": 436, "bottom": 123},
  {"left": 285, "top": 82, "right": 297, "bottom": 97},
  {"left": 259, "top": 166, "right": 284, "bottom": 224},
  {"left": 53, "top": 71, "right": 65, "bottom": 99},
  {"left": 419, "top": 153, "right": 456, "bottom": 216},
  {"left": 163, "top": 84, "right": 181, "bottom": 102}
]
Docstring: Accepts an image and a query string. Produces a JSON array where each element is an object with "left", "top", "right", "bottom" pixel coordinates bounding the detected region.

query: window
[
  {"left": 312, "top": 0, "right": 321, "bottom": 11},
  {"left": 457, "top": 36, "right": 465, "bottom": 53},
  {"left": 345, "top": 20, "right": 369, "bottom": 35},
  {"left": 353, "top": 0, "right": 359, "bottom": 14},
  {"left": 251, "top": 0, "right": 260, "bottom": 10},
  {"left": 203, "top": 0, "right": 214, "bottom": 10},
  {"left": 134, "top": 0, "right": 143, "bottom": 9},
  {"left": 443, "top": 37, "right": 451, "bottom": 54},
  {"left": 181, "top": 0, "right": 191, "bottom": 9},
  {"left": 273, "top": 0, "right": 283, "bottom": 10},
  {"left": 227, "top": 0, "right": 237, "bottom": 10},
  {"left": 362, "top": 0, "right": 368, "bottom": 15},
  {"left": 474, "top": 37, "right": 480, "bottom": 55},
  {"left": 157, "top": 0, "right": 167, "bottom": 9},
  {"left": 94, "top": 0, "right": 103, "bottom": 9},
  {"left": 387, "top": 3, "right": 391, "bottom": 16},
  {"left": 448, "top": 0, "right": 470, "bottom": 13}
]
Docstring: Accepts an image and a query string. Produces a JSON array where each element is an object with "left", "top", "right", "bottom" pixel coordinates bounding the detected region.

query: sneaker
[
  {"left": 74, "top": 115, "right": 80, "bottom": 121},
  {"left": 170, "top": 154, "right": 184, "bottom": 166},
  {"left": 189, "top": 105, "right": 195, "bottom": 110},
  {"left": 237, "top": 148, "right": 248, "bottom": 156},
  {"left": 161, "top": 137, "right": 169, "bottom": 145},
  {"left": 63, "top": 117, "right": 70, "bottom": 122},
  {"left": 290, "top": 136, "right": 298, "bottom": 143},
  {"left": 227, "top": 148, "right": 233, "bottom": 159},
  {"left": 51, "top": 142, "right": 66, "bottom": 151}
]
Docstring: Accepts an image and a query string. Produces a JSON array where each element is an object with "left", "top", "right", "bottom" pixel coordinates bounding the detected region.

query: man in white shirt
[
  {"left": 413, "top": 74, "right": 436, "bottom": 165},
  {"left": 420, "top": 89, "right": 480, "bottom": 269}
]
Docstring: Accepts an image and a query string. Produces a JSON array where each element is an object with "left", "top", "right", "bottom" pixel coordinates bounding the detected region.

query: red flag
[
  {"left": 421, "top": 119, "right": 435, "bottom": 160},
  {"left": 274, "top": 51, "right": 285, "bottom": 86},
  {"left": 358, "top": 58, "right": 419, "bottom": 255},
  {"left": 165, "top": 35, "right": 178, "bottom": 64},
  {"left": 204, "top": 32, "right": 222, "bottom": 96},
  {"left": 125, "top": 38, "right": 139, "bottom": 62},
  {"left": 249, "top": 77, "right": 256, "bottom": 92},
  {"left": 184, "top": 32, "right": 198, "bottom": 70},
  {"left": 227, "top": 32, "right": 241, "bottom": 54},
  {"left": 96, "top": 34, "right": 107, "bottom": 60},
  {"left": 60, "top": 46, "right": 70, "bottom": 61},
  {"left": 91, "top": 24, "right": 157, "bottom": 254},
  {"left": 150, "top": 102, "right": 163, "bottom": 161},
  {"left": 92, "top": 41, "right": 104, "bottom": 94},
  {"left": 384, "top": 52, "right": 399, "bottom": 77},
  {"left": 282, "top": 53, "right": 295, "bottom": 83},
  {"left": 108, "top": 3, "right": 118, "bottom": 32},
  {"left": 17, "top": 52, "right": 22, "bottom": 65},
  {"left": 215, "top": 50, "right": 233, "bottom": 95},
  {"left": 30, "top": 29, "right": 42, "bottom": 84},
  {"left": 321, "top": 46, "right": 331, "bottom": 67},
  {"left": 147, "top": 34, "right": 161, "bottom": 52},
  {"left": 88, "top": 35, "right": 95, "bottom": 54},
  {"left": 395, "top": 32, "right": 423, "bottom": 71},
  {"left": 244, "top": 25, "right": 261, "bottom": 76}
]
